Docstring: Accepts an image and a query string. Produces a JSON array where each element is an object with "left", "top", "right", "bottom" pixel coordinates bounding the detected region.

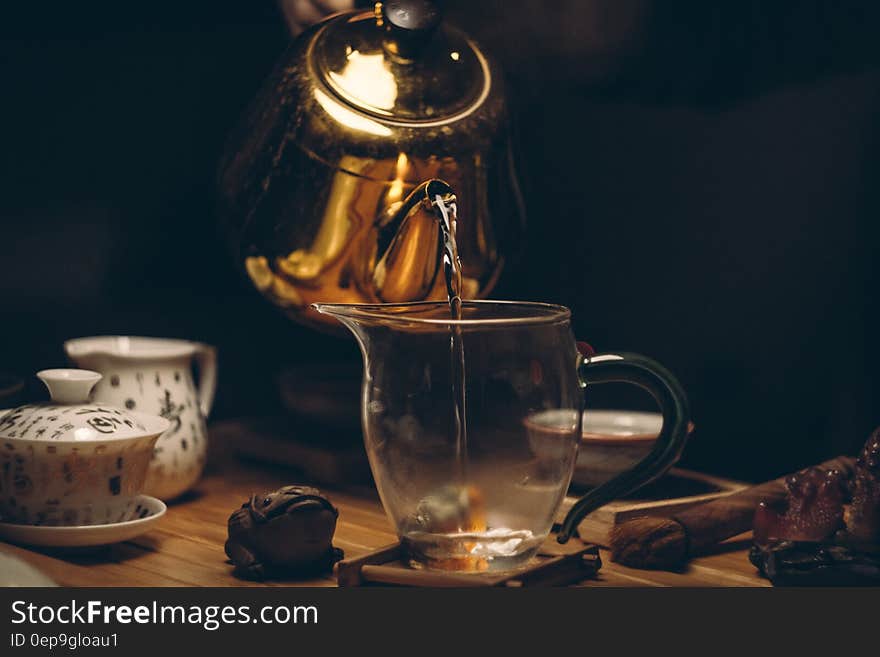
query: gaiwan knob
[{"left": 37, "top": 369, "right": 102, "bottom": 404}]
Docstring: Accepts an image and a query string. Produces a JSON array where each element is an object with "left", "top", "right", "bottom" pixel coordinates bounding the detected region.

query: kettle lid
[{"left": 311, "top": 1, "right": 490, "bottom": 123}]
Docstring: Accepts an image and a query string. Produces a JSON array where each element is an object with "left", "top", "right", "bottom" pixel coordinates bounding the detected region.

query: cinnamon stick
[{"left": 611, "top": 455, "right": 856, "bottom": 569}]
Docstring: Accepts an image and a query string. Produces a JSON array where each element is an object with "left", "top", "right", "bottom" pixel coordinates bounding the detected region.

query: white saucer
[{"left": 0, "top": 495, "right": 166, "bottom": 548}]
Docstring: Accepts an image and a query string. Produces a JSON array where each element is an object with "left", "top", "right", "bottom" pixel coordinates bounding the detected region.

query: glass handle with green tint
[{"left": 557, "top": 352, "right": 692, "bottom": 543}]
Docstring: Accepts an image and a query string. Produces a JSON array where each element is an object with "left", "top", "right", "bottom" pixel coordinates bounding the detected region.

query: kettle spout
[{"left": 367, "top": 179, "right": 456, "bottom": 303}]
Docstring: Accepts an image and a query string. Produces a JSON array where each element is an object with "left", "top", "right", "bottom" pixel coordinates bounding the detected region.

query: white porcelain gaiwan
[
  {"left": 65, "top": 336, "right": 216, "bottom": 501},
  {"left": 0, "top": 369, "right": 169, "bottom": 526}
]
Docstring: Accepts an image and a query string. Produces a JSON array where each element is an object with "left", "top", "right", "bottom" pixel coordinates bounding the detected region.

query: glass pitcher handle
[{"left": 557, "top": 352, "right": 691, "bottom": 543}]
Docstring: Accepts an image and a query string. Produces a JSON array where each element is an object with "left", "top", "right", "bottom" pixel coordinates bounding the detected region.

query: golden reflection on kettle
[{"left": 222, "top": 4, "right": 523, "bottom": 330}]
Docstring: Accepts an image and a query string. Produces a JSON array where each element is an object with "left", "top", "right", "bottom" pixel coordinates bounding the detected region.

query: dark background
[{"left": 1, "top": 1, "right": 878, "bottom": 482}]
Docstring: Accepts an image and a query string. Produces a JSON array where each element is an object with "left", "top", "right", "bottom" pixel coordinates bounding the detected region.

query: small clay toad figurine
[{"left": 225, "top": 485, "right": 343, "bottom": 580}]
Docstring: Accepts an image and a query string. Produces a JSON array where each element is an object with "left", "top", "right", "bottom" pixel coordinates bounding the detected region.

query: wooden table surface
[{"left": 0, "top": 457, "right": 768, "bottom": 587}]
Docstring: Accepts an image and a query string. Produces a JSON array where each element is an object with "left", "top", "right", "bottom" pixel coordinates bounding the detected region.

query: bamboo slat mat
[{"left": 0, "top": 454, "right": 768, "bottom": 587}]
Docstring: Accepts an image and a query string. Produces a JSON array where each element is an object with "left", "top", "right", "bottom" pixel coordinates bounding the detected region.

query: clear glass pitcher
[{"left": 314, "top": 300, "right": 690, "bottom": 572}]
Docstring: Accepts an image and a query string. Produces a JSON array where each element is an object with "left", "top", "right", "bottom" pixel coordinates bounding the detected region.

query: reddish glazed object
[{"left": 576, "top": 341, "right": 596, "bottom": 358}]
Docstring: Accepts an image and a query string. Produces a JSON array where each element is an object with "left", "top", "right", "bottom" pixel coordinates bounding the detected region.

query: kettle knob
[{"left": 381, "top": 0, "right": 443, "bottom": 59}]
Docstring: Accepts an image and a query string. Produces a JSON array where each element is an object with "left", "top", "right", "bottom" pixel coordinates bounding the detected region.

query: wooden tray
[
  {"left": 336, "top": 535, "right": 601, "bottom": 587},
  {"left": 557, "top": 467, "right": 747, "bottom": 547}
]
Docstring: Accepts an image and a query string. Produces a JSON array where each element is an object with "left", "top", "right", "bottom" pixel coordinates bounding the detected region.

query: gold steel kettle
[{"left": 218, "top": 0, "right": 524, "bottom": 329}]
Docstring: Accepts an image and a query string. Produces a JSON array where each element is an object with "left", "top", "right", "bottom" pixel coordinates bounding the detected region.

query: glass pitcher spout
[
  {"left": 310, "top": 302, "right": 367, "bottom": 335},
  {"left": 310, "top": 302, "right": 386, "bottom": 352},
  {"left": 367, "top": 179, "right": 456, "bottom": 303}
]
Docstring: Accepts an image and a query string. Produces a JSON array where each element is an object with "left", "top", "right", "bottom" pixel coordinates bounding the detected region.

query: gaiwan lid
[{"left": 0, "top": 369, "right": 169, "bottom": 442}]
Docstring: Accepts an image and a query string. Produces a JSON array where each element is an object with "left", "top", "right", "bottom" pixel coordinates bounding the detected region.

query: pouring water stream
[{"left": 433, "top": 192, "right": 469, "bottom": 491}]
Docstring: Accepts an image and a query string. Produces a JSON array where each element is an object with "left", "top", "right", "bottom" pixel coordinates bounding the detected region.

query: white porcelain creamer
[{"left": 65, "top": 336, "right": 216, "bottom": 501}]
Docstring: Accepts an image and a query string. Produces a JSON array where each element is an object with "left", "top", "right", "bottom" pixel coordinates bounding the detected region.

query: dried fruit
[
  {"left": 753, "top": 467, "right": 847, "bottom": 544},
  {"left": 752, "top": 428, "right": 880, "bottom": 585},
  {"left": 749, "top": 540, "right": 880, "bottom": 586},
  {"left": 845, "top": 428, "right": 880, "bottom": 543}
]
